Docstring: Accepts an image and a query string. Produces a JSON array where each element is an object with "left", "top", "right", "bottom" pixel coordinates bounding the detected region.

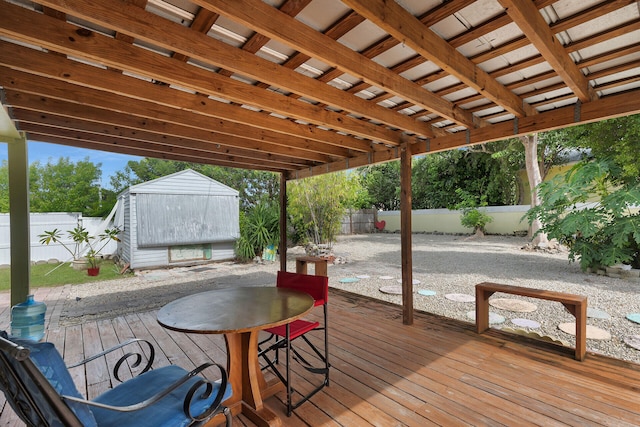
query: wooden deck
[{"left": 1, "top": 285, "right": 639, "bottom": 426}]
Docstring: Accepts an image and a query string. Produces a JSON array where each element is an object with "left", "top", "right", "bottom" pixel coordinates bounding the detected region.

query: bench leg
[
  {"left": 563, "top": 302, "right": 587, "bottom": 361},
  {"left": 475, "top": 289, "right": 493, "bottom": 333}
]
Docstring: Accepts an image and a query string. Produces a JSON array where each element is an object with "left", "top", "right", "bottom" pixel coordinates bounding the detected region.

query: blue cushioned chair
[{"left": 0, "top": 331, "right": 232, "bottom": 427}]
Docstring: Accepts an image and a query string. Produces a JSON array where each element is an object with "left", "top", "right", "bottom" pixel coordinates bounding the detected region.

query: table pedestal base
[{"left": 220, "top": 330, "right": 284, "bottom": 427}]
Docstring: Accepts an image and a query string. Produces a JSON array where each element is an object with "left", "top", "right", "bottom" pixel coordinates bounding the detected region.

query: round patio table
[{"left": 157, "top": 286, "right": 314, "bottom": 427}]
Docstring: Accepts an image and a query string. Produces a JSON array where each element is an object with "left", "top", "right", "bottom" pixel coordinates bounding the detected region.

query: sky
[{"left": 0, "top": 140, "right": 142, "bottom": 189}]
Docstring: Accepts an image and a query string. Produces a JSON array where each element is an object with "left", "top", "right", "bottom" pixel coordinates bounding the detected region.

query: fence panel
[{"left": 340, "top": 209, "right": 376, "bottom": 234}]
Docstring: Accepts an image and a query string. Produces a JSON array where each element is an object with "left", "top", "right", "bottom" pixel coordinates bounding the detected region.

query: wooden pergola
[{"left": 2, "top": 0, "right": 640, "bottom": 321}]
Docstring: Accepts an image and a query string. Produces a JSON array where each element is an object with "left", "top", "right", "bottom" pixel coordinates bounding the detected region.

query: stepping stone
[
  {"left": 587, "top": 308, "right": 611, "bottom": 319},
  {"left": 467, "top": 311, "right": 505, "bottom": 324},
  {"left": 489, "top": 298, "right": 537, "bottom": 313},
  {"left": 396, "top": 279, "right": 421, "bottom": 285},
  {"left": 379, "top": 285, "right": 403, "bottom": 295},
  {"left": 511, "top": 318, "right": 541, "bottom": 329},
  {"left": 558, "top": 323, "right": 611, "bottom": 340},
  {"left": 417, "top": 289, "right": 436, "bottom": 296},
  {"left": 626, "top": 313, "right": 640, "bottom": 324},
  {"left": 445, "top": 293, "right": 475, "bottom": 303},
  {"left": 379, "top": 275, "right": 395, "bottom": 280},
  {"left": 339, "top": 277, "right": 359, "bottom": 283},
  {"left": 356, "top": 275, "right": 370, "bottom": 279},
  {"left": 623, "top": 335, "right": 640, "bottom": 351}
]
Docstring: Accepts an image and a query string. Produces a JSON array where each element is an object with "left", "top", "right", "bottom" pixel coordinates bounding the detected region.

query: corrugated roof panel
[
  {"left": 422, "top": 75, "right": 461, "bottom": 92},
  {"left": 430, "top": 14, "right": 468, "bottom": 40},
  {"left": 476, "top": 56, "right": 510, "bottom": 74},
  {"left": 296, "top": 0, "right": 349, "bottom": 32},
  {"left": 547, "top": 0, "right": 607, "bottom": 20},
  {"left": 206, "top": 16, "right": 254, "bottom": 46},
  {"left": 584, "top": 50, "right": 640, "bottom": 75},
  {"left": 564, "top": 6, "right": 640, "bottom": 43},
  {"left": 339, "top": 20, "right": 388, "bottom": 51},
  {"left": 395, "top": 0, "right": 442, "bottom": 16},
  {"left": 154, "top": 0, "right": 199, "bottom": 17},
  {"left": 371, "top": 43, "right": 418, "bottom": 68},
  {"left": 399, "top": 61, "right": 441, "bottom": 82},
  {"left": 576, "top": 32, "right": 640, "bottom": 62},
  {"left": 300, "top": 58, "right": 333, "bottom": 75},
  {"left": 444, "top": 87, "right": 478, "bottom": 103},
  {"left": 455, "top": 0, "right": 505, "bottom": 27}
]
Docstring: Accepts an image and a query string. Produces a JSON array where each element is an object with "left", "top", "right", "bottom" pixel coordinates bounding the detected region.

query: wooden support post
[
  {"left": 8, "top": 134, "right": 30, "bottom": 307},
  {"left": 400, "top": 141, "right": 413, "bottom": 325},
  {"left": 279, "top": 173, "right": 287, "bottom": 273}
]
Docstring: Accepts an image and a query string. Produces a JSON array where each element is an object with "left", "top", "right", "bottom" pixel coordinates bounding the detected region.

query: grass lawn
[{"left": 0, "top": 261, "right": 133, "bottom": 292}]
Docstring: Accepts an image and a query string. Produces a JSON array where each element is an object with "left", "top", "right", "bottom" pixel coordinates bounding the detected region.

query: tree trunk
[{"left": 520, "top": 134, "right": 549, "bottom": 247}]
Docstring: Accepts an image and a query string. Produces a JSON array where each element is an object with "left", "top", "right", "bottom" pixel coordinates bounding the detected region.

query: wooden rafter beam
[
  {"left": 0, "top": 3, "right": 401, "bottom": 146},
  {"left": 5, "top": 92, "right": 316, "bottom": 169},
  {"left": 497, "top": 0, "right": 595, "bottom": 102},
  {"left": 0, "top": 71, "right": 337, "bottom": 163},
  {"left": 22, "top": 130, "right": 284, "bottom": 171},
  {"left": 24, "top": 0, "right": 431, "bottom": 140},
  {"left": 172, "top": 8, "right": 219, "bottom": 62},
  {"left": 0, "top": 42, "right": 371, "bottom": 155},
  {"left": 197, "top": 0, "right": 473, "bottom": 131},
  {"left": 342, "top": 0, "right": 535, "bottom": 119},
  {"left": 18, "top": 119, "right": 301, "bottom": 170}
]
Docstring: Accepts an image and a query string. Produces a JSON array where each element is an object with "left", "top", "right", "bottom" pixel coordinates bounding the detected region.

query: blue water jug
[{"left": 11, "top": 295, "right": 47, "bottom": 341}]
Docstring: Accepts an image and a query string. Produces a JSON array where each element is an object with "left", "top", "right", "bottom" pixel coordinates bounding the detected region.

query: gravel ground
[{"left": 60, "top": 233, "right": 640, "bottom": 364}]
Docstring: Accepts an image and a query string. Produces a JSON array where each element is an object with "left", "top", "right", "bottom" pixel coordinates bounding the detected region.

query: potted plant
[
  {"left": 39, "top": 225, "right": 121, "bottom": 275},
  {"left": 85, "top": 249, "right": 101, "bottom": 276}
]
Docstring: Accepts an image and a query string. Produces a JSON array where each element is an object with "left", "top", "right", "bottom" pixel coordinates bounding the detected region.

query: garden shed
[{"left": 115, "top": 169, "right": 239, "bottom": 270}]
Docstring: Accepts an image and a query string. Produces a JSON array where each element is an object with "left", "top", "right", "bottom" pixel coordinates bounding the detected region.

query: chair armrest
[
  {"left": 62, "top": 362, "right": 229, "bottom": 422},
  {"left": 66, "top": 338, "right": 155, "bottom": 382}
]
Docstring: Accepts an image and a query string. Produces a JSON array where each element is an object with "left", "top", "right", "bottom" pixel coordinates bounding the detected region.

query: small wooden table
[
  {"left": 295, "top": 256, "right": 328, "bottom": 277},
  {"left": 157, "top": 287, "right": 314, "bottom": 427}
]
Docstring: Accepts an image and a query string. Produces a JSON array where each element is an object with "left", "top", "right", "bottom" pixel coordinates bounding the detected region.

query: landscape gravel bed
[{"left": 60, "top": 233, "right": 640, "bottom": 364}]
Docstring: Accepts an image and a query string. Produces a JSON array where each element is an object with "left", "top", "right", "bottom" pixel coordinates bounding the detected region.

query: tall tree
[
  {"left": 412, "top": 148, "right": 519, "bottom": 209},
  {"left": 520, "top": 134, "right": 548, "bottom": 246},
  {"left": 29, "top": 157, "right": 102, "bottom": 215},
  {"left": 288, "top": 172, "right": 361, "bottom": 245},
  {"left": 358, "top": 162, "right": 400, "bottom": 210},
  {"left": 561, "top": 115, "right": 640, "bottom": 184}
]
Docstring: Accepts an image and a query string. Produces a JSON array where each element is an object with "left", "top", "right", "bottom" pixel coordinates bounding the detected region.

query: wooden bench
[
  {"left": 295, "top": 256, "right": 328, "bottom": 277},
  {"left": 475, "top": 282, "right": 588, "bottom": 361}
]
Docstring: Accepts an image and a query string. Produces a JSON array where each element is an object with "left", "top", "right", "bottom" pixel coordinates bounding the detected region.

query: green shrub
[
  {"left": 460, "top": 208, "right": 493, "bottom": 234},
  {"left": 235, "top": 202, "right": 279, "bottom": 262}
]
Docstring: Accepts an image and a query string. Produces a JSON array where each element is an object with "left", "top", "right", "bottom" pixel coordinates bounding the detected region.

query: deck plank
[{"left": 0, "top": 287, "right": 639, "bottom": 426}]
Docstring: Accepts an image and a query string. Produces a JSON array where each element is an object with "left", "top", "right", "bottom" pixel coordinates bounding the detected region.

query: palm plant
[{"left": 235, "top": 202, "right": 279, "bottom": 262}]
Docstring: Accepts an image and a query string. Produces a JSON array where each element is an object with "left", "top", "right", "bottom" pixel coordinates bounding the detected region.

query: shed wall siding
[
  {"left": 117, "top": 194, "right": 133, "bottom": 266},
  {"left": 117, "top": 170, "right": 239, "bottom": 270}
]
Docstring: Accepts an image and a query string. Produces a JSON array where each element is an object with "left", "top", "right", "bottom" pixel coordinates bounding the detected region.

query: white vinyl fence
[{"left": 0, "top": 213, "right": 117, "bottom": 266}]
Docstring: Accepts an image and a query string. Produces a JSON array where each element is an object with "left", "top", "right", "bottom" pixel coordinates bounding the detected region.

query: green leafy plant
[
  {"left": 39, "top": 225, "right": 121, "bottom": 268},
  {"left": 527, "top": 158, "right": 640, "bottom": 270},
  {"left": 453, "top": 189, "right": 493, "bottom": 236},
  {"left": 235, "top": 202, "right": 279, "bottom": 262},
  {"left": 460, "top": 208, "right": 493, "bottom": 235},
  {"left": 288, "top": 172, "right": 360, "bottom": 245}
]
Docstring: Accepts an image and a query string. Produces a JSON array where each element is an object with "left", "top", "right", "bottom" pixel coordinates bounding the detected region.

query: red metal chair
[{"left": 259, "top": 270, "right": 329, "bottom": 415}]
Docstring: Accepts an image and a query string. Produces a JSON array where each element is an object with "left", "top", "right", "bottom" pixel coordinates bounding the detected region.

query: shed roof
[
  {"left": 1, "top": 0, "right": 640, "bottom": 179},
  {"left": 124, "top": 169, "right": 239, "bottom": 196}
]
